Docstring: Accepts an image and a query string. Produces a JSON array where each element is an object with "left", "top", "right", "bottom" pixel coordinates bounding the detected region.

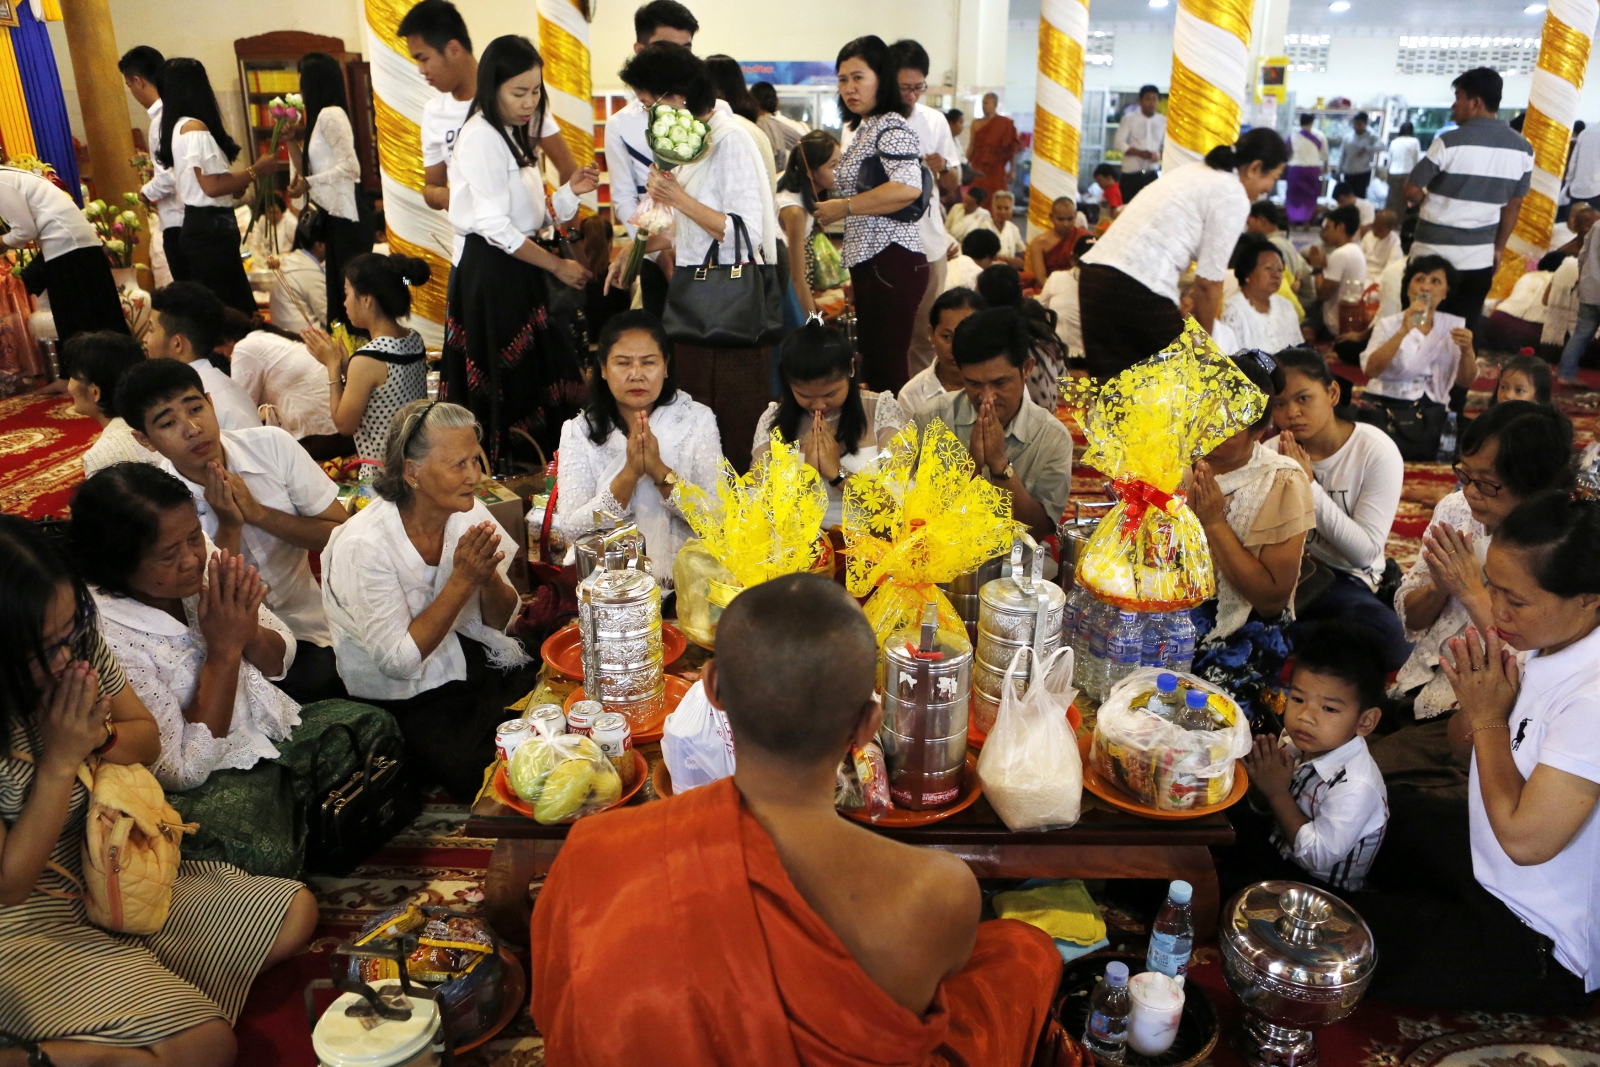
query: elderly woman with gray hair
[{"left": 321, "top": 399, "right": 536, "bottom": 799}]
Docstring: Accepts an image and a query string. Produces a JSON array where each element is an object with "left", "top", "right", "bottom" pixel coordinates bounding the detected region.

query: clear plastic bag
[
  {"left": 978, "top": 646, "right": 1083, "bottom": 831},
  {"left": 1090, "top": 666, "right": 1251, "bottom": 811},
  {"left": 507, "top": 731, "right": 624, "bottom": 824},
  {"left": 660, "top": 679, "right": 736, "bottom": 793}
]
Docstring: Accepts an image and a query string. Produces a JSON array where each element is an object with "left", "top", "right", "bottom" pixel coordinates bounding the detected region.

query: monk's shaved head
[{"left": 715, "top": 573, "right": 878, "bottom": 765}]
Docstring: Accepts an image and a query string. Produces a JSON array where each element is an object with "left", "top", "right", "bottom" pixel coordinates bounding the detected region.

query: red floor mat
[{"left": 0, "top": 391, "right": 97, "bottom": 519}]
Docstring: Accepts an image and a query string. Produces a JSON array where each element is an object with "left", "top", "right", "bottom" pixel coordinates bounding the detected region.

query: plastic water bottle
[
  {"left": 1146, "top": 672, "right": 1182, "bottom": 719},
  {"left": 1176, "top": 686, "right": 1213, "bottom": 731},
  {"left": 1063, "top": 585, "right": 1096, "bottom": 658},
  {"left": 1140, "top": 611, "right": 1171, "bottom": 668},
  {"left": 1147, "top": 879, "right": 1195, "bottom": 987},
  {"left": 1083, "top": 960, "right": 1131, "bottom": 1062},
  {"left": 1438, "top": 411, "right": 1459, "bottom": 464},
  {"left": 1104, "top": 611, "right": 1145, "bottom": 697},
  {"left": 1078, "top": 599, "right": 1114, "bottom": 700},
  {"left": 1168, "top": 611, "right": 1197, "bottom": 674}
]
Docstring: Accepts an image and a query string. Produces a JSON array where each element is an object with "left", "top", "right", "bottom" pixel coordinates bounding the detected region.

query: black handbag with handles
[
  {"left": 536, "top": 192, "right": 587, "bottom": 318},
  {"left": 304, "top": 722, "right": 421, "bottom": 877},
  {"left": 662, "top": 214, "right": 784, "bottom": 348},
  {"left": 855, "top": 123, "right": 934, "bottom": 224}
]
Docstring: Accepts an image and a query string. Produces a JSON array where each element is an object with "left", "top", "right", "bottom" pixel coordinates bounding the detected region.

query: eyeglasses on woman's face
[{"left": 1453, "top": 462, "right": 1504, "bottom": 497}]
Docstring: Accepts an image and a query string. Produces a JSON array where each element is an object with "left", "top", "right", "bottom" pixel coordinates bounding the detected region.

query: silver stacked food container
[
  {"left": 939, "top": 552, "right": 1010, "bottom": 644},
  {"left": 972, "top": 534, "right": 1065, "bottom": 734},
  {"left": 576, "top": 526, "right": 666, "bottom": 731},
  {"left": 879, "top": 603, "right": 972, "bottom": 810}
]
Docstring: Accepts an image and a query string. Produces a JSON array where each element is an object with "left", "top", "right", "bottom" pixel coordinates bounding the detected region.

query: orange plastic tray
[
  {"left": 562, "top": 673, "right": 693, "bottom": 744},
  {"left": 843, "top": 751, "right": 984, "bottom": 828},
  {"left": 541, "top": 622, "right": 687, "bottom": 681},
  {"left": 492, "top": 749, "right": 648, "bottom": 821},
  {"left": 1077, "top": 732, "right": 1248, "bottom": 820},
  {"left": 968, "top": 700, "right": 1082, "bottom": 750}
]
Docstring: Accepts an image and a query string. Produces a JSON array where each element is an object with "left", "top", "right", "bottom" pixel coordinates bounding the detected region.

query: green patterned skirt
[{"left": 166, "top": 699, "right": 402, "bottom": 878}]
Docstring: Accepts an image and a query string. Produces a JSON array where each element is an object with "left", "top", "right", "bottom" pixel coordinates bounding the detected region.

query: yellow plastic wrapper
[
  {"left": 1059, "top": 319, "right": 1267, "bottom": 610},
  {"left": 843, "top": 418, "right": 1020, "bottom": 652},
  {"left": 675, "top": 434, "right": 830, "bottom": 648}
]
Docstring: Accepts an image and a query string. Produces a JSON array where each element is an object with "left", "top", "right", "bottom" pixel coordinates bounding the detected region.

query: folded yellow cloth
[{"left": 992, "top": 880, "right": 1106, "bottom": 946}]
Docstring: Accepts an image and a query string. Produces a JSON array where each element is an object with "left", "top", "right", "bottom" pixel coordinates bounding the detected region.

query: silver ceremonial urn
[
  {"left": 1220, "top": 881, "right": 1377, "bottom": 1067},
  {"left": 574, "top": 510, "right": 650, "bottom": 582},
  {"left": 576, "top": 530, "right": 665, "bottom": 725},
  {"left": 879, "top": 603, "right": 971, "bottom": 810},
  {"left": 972, "top": 533, "right": 1064, "bottom": 735}
]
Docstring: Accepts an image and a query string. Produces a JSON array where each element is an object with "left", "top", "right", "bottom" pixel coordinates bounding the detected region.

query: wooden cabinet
[{"left": 233, "top": 31, "right": 379, "bottom": 192}]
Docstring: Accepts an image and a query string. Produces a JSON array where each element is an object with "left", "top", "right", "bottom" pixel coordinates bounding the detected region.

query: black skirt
[
  {"left": 441, "top": 233, "right": 584, "bottom": 470},
  {"left": 41, "top": 246, "right": 128, "bottom": 342},
  {"left": 322, "top": 208, "right": 372, "bottom": 328},
  {"left": 180, "top": 205, "right": 256, "bottom": 316}
]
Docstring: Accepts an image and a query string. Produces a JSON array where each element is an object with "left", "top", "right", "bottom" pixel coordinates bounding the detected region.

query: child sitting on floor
[
  {"left": 1234, "top": 622, "right": 1389, "bottom": 893},
  {"left": 1492, "top": 352, "right": 1553, "bottom": 405}
]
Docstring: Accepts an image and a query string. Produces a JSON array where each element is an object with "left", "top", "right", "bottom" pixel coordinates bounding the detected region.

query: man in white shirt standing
[
  {"left": 604, "top": 0, "right": 700, "bottom": 318},
  {"left": 118, "top": 357, "right": 351, "bottom": 704},
  {"left": 1384, "top": 121, "right": 1422, "bottom": 216},
  {"left": 120, "top": 45, "right": 188, "bottom": 285},
  {"left": 1566, "top": 120, "right": 1600, "bottom": 213},
  {"left": 144, "top": 283, "right": 263, "bottom": 431},
  {"left": 1113, "top": 84, "right": 1166, "bottom": 204}
]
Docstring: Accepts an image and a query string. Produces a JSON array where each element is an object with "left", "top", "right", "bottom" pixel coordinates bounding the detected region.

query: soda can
[
  {"left": 567, "top": 699, "right": 604, "bottom": 737},
  {"left": 591, "top": 712, "right": 632, "bottom": 763},
  {"left": 525, "top": 703, "right": 567, "bottom": 738},
  {"left": 495, "top": 719, "right": 532, "bottom": 764}
]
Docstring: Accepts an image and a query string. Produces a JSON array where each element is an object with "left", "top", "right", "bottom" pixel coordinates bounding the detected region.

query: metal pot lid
[
  {"left": 979, "top": 574, "right": 1066, "bottom": 615},
  {"left": 1222, "top": 881, "right": 1376, "bottom": 991},
  {"left": 583, "top": 563, "right": 658, "bottom": 602}
]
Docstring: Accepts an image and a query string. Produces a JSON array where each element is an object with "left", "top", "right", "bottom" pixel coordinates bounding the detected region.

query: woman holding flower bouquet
[
  {"left": 0, "top": 165, "right": 129, "bottom": 340},
  {"left": 158, "top": 58, "right": 283, "bottom": 316},
  {"left": 443, "top": 35, "right": 599, "bottom": 467},
  {"left": 288, "top": 53, "right": 371, "bottom": 329}
]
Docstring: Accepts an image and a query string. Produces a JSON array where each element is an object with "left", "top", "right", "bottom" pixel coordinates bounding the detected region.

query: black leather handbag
[
  {"left": 304, "top": 722, "right": 421, "bottom": 877},
  {"left": 662, "top": 214, "right": 784, "bottom": 348},
  {"left": 855, "top": 123, "right": 933, "bottom": 224},
  {"left": 537, "top": 194, "right": 587, "bottom": 318}
]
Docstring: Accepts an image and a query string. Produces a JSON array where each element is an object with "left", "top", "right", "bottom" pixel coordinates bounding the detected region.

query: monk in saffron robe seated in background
[{"left": 530, "top": 573, "right": 1066, "bottom": 1066}]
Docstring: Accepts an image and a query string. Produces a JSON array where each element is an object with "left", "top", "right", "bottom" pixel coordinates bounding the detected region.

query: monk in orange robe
[
  {"left": 530, "top": 574, "right": 1067, "bottom": 1066},
  {"left": 968, "top": 92, "right": 1021, "bottom": 197}
]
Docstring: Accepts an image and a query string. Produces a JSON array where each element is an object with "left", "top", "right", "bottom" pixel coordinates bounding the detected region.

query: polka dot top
[{"left": 353, "top": 331, "right": 429, "bottom": 464}]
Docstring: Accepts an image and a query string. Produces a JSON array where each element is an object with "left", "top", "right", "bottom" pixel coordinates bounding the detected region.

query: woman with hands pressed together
[
  {"left": 69, "top": 463, "right": 398, "bottom": 877},
  {"left": 0, "top": 515, "right": 317, "bottom": 1067},
  {"left": 1187, "top": 351, "right": 1315, "bottom": 729},
  {"left": 1361, "top": 494, "right": 1600, "bottom": 1012},
  {"left": 442, "top": 35, "right": 600, "bottom": 465},
  {"left": 302, "top": 252, "right": 431, "bottom": 465},
  {"left": 555, "top": 312, "right": 721, "bottom": 586},
  {"left": 753, "top": 320, "right": 908, "bottom": 529},
  {"left": 1358, "top": 255, "right": 1479, "bottom": 460},
  {"left": 321, "top": 401, "right": 538, "bottom": 801}
]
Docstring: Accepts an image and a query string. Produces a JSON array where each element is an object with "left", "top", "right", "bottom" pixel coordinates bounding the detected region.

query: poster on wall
[
  {"left": 0, "top": 0, "right": 18, "bottom": 28},
  {"left": 739, "top": 61, "right": 837, "bottom": 86}
]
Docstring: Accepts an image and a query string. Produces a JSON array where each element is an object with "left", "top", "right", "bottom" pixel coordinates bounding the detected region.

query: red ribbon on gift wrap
[{"left": 1112, "top": 478, "right": 1181, "bottom": 536}]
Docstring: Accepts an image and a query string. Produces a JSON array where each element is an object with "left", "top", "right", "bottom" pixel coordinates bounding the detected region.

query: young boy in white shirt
[{"left": 1231, "top": 623, "right": 1390, "bottom": 893}]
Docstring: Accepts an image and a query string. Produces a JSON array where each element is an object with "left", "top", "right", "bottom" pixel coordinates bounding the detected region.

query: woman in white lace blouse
[
  {"left": 1375, "top": 403, "right": 1575, "bottom": 786},
  {"left": 288, "top": 52, "right": 371, "bottom": 328},
  {"left": 752, "top": 320, "right": 909, "bottom": 529},
  {"left": 556, "top": 312, "right": 722, "bottom": 587}
]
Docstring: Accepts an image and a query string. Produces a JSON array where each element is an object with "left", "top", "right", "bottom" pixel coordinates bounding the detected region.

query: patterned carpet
[{"left": 0, "top": 391, "right": 97, "bottom": 520}]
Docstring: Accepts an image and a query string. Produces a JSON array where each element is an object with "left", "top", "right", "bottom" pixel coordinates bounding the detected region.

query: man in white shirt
[
  {"left": 1305, "top": 205, "right": 1367, "bottom": 345},
  {"left": 118, "top": 357, "right": 350, "bottom": 704},
  {"left": 944, "top": 229, "right": 1000, "bottom": 292},
  {"left": 222, "top": 321, "right": 339, "bottom": 444},
  {"left": 402, "top": 0, "right": 577, "bottom": 220},
  {"left": 1360, "top": 210, "right": 1401, "bottom": 278},
  {"left": 1567, "top": 120, "right": 1600, "bottom": 210},
  {"left": 1383, "top": 121, "right": 1422, "bottom": 215},
  {"left": 989, "top": 191, "right": 1025, "bottom": 267},
  {"left": 120, "top": 46, "right": 188, "bottom": 284},
  {"left": 603, "top": 1, "right": 699, "bottom": 318},
  {"left": 144, "top": 283, "right": 262, "bottom": 431},
  {"left": 1333, "top": 182, "right": 1375, "bottom": 233},
  {"left": 1113, "top": 85, "right": 1166, "bottom": 203}
]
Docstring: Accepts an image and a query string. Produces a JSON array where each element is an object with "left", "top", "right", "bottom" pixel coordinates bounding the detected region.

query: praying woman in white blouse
[
  {"left": 556, "top": 311, "right": 722, "bottom": 587},
  {"left": 69, "top": 464, "right": 399, "bottom": 877},
  {"left": 321, "top": 401, "right": 539, "bottom": 801}
]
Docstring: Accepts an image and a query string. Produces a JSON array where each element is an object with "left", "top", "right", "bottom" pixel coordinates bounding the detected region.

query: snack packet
[
  {"left": 1060, "top": 320, "right": 1267, "bottom": 610},
  {"left": 1090, "top": 667, "right": 1251, "bottom": 811}
]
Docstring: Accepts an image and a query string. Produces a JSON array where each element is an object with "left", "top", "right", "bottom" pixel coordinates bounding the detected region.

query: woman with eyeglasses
[
  {"left": 1372, "top": 401, "right": 1574, "bottom": 790},
  {"left": 320, "top": 400, "right": 539, "bottom": 801}
]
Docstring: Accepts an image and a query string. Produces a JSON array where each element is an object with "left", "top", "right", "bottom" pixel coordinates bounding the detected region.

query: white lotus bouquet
[{"left": 620, "top": 102, "right": 713, "bottom": 286}]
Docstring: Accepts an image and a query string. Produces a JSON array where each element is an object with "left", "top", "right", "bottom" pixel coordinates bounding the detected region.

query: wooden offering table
[{"left": 467, "top": 770, "right": 1234, "bottom": 946}]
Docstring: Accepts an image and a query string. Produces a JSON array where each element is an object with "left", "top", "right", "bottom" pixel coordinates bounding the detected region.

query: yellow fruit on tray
[
  {"left": 589, "top": 765, "right": 622, "bottom": 807},
  {"left": 534, "top": 759, "right": 595, "bottom": 823}
]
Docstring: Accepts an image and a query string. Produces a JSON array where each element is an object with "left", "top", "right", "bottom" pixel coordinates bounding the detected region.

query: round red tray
[
  {"left": 1077, "top": 732, "right": 1248, "bottom": 820},
  {"left": 492, "top": 749, "right": 648, "bottom": 822},
  {"left": 842, "top": 751, "right": 984, "bottom": 828},
  {"left": 541, "top": 622, "right": 687, "bottom": 681}
]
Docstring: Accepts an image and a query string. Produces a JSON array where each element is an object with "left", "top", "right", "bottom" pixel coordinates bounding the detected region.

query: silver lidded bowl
[
  {"left": 972, "top": 532, "right": 1063, "bottom": 734},
  {"left": 1220, "top": 881, "right": 1376, "bottom": 1067},
  {"left": 576, "top": 527, "right": 665, "bottom": 719}
]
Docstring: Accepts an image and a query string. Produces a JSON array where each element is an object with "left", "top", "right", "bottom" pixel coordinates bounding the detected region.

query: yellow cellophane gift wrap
[
  {"left": 673, "top": 433, "right": 830, "bottom": 647},
  {"left": 1059, "top": 319, "right": 1267, "bottom": 610},
  {"left": 843, "top": 418, "right": 1020, "bottom": 652}
]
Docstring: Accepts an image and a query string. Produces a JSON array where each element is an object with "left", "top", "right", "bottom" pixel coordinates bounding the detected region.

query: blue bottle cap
[
  {"left": 1157, "top": 672, "right": 1178, "bottom": 693},
  {"left": 1186, "top": 688, "right": 1210, "bottom": 709},
  {"left": 1106, "top": 960, "right": 1129, "bottom": 984},
  {"left": 1168, "top": 879, "right": 1193, "bottom": 904}
]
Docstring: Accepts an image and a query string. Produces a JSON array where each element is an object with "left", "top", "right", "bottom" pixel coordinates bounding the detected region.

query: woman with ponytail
[
  {"left": 775, "top": 131, "right": 842, "bottom": 319},
  {"left": 1362, "top": 493, "right": 1600, "bottom": 1012},
  {"left": 1079, "top": 127, "right": 1288, "bottom": 378},
  {"left": 301, "top": 253, "right": 432, "bottom": 464}
]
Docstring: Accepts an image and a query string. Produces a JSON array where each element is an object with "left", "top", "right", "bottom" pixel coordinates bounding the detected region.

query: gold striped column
[
  {"left": 364, "top": 0, "right": 453, "bottom": 346},
  {"left": 1491, "top": 0, "right": 1598, "bottom": 298},
  {"left": 1031, "top": 0, "right": 1090, "bottom": 237},
  {"left": 1163, "top": 0, "right": 1254, "bottom": 169},
  {"left": 538, "top": 0, "right": 596, "bottom": 171}
]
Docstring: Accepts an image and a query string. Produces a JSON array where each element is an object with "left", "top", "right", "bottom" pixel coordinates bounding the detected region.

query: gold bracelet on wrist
[{"left": 1467, "top": 723, "right": 1510, "bottom": 740}]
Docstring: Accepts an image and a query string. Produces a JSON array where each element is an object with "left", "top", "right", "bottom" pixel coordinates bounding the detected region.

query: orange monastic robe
[
  {"left": 969, "top": 115, "right": 1021, "bottom": 197},
  {"left": 530, "top": 777, "right": 1064, "bottom": 1067}
]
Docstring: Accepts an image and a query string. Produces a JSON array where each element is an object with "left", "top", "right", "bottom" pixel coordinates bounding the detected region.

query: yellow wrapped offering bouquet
[
  {"left": 1060, "top": 320, "right": 1268, "bottom": 611},
  {"left": 674, "top": 434, "right": 830, "bottom": 647},
  {"left": 843, "top": 419, "right": 1020, "bottom": 652}
]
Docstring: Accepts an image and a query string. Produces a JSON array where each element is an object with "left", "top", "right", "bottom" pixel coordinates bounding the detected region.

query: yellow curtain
[{"left": 0, "top": 30, "right": 38, "bottom": 160}]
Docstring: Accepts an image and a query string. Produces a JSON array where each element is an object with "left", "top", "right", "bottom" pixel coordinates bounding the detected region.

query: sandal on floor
[{"left": 0, "top": 1032, "right": 54, "bottom": 1067}]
